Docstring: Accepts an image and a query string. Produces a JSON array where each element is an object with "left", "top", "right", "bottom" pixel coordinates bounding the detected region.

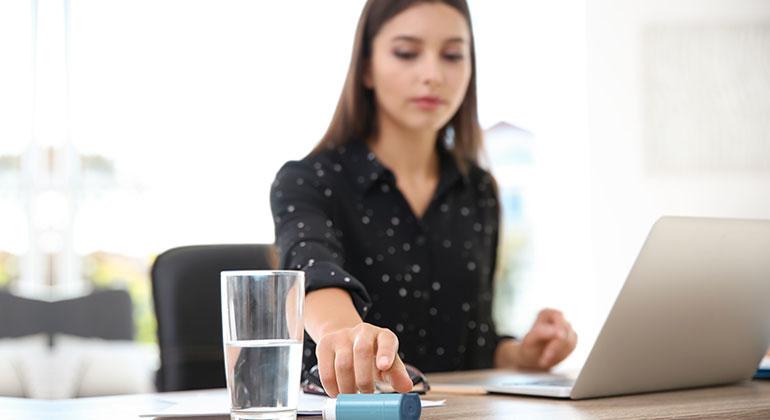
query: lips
[{"left": 413, "top": 95, "right": 444, "bottom": 110}]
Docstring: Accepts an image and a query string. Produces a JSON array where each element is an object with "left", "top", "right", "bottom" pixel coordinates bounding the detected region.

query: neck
[{"left": 367, "top": 120, "right": 439, "bottom": 180}]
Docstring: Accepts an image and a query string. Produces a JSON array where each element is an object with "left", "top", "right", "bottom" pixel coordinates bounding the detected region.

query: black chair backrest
[
  {"left": 52, "top": 289, "right": 134, "bottom": 340},
  {"left": 0, "top": 291, "right": 49, "bottom": 338},
  {"left": 0, "top": 289, "right": 133, "bottom": 344},
  {"left": 151, "top": 244, "right": 275, "bottom": 392}
]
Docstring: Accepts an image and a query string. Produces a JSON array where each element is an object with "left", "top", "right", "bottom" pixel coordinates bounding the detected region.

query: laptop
[{"left": 443, "top": 216, "right": 770, "bottom": 399}]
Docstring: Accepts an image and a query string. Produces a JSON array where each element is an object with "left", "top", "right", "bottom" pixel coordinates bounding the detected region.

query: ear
[{"left": 362, "top": 59, "right": 374, "bottom": 89}]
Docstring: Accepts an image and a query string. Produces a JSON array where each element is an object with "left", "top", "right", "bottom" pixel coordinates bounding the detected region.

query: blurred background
[{"left": 0, "top": 0, "right": 768, "bottom": 398}]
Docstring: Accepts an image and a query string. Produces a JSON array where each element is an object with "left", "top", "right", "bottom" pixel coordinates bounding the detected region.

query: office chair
[
  {"left": 0, "top": 291, "right": 49, "bottom": 339},
  {"left": 151, "top": 244, "right": 276, "bottom": 392},
  {"left": 52, "top": 289, "right": 134, "bottom": 341},
  {"left": 0, "top": 289, "right": 133, "bottom": 344}
]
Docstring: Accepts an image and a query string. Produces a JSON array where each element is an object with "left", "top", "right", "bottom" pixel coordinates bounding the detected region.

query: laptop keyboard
[{"left": 500, "top": 378, "right": 575, "bottom": 388}]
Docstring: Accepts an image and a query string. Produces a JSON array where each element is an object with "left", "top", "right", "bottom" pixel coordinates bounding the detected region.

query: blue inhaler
[{"left": 322, "top": 393, "right": 421, "bottom": 420}]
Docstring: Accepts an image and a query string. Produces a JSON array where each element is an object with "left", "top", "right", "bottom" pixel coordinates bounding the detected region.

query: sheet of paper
[
  {"left": 760, "top": 356, "right": 770, "bottom": 369},
  {"left": 140, "top": 390, "right": 445, "bottom": 418}
]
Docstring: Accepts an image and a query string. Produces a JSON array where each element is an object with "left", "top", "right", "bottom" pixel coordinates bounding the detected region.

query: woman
[{"left": 270, "top": 0, "right": 577, "bottom": 397}]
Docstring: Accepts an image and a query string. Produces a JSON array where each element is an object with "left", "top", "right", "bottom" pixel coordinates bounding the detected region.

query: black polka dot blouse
[{"left": 270, "top": 140, "right": 511, "bottom": 374}]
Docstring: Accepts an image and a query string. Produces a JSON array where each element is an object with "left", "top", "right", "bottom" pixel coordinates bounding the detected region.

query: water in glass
[{"left": 225, "top": 339, "right": 303, "bottom": 418}]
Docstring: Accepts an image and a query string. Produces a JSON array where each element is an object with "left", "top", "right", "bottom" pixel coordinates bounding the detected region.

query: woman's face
[{"left": 364, "top": 2, "right": 472, "bottom": 136}]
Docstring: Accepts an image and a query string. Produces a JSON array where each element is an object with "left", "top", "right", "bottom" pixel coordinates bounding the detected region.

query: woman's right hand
[{"left": 314, "top": 322, "right": 414, "bottom": 397}]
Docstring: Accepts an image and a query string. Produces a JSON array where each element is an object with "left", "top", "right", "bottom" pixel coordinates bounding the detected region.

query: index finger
[
  {"left": 526, "top": 321, "right": 558, "bottom": 344},
  {"left": 373, "top": 330, "right": 412, "bottom": 392},
  {"left": 374, "top": 329, "right": 398, "bottom": 371},
  {"left": 539, "top": 322, "right": 576, "bottom": 367},
  {"left": 537, "top": 308, "right": 566, "bottom": 326},
  {"left": 383, "top": 353, "right": 416, "bottom": 393}
]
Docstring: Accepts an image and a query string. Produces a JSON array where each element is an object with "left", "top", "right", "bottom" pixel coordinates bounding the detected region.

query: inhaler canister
[{"left": 322, "top": 393, "right": 421, "bottom": 420}]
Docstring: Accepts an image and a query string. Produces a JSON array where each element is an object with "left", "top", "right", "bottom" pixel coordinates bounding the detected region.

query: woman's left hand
[{"left": 515, "top": 309, "right": 578, "bottom": 369}]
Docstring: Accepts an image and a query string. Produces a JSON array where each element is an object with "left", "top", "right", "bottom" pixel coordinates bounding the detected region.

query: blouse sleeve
[{"left": 270, "top": 160, "right": 372, "bottom": 319}]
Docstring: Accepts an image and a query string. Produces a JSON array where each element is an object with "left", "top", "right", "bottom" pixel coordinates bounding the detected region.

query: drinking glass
[{"left": 221, "top": 270, "right": 305, "bottom": 420}]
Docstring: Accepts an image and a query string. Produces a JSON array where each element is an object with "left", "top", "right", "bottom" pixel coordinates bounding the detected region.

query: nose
[{"left": 420, "top": 53, "right": 444, "bottom": 87}]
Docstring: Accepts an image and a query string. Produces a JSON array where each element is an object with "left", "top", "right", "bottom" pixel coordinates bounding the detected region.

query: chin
[{"left": 405, "top": 116, "right": 452, "bottom": 133}]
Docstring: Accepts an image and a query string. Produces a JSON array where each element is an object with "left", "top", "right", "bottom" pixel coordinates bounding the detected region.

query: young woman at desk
[{"left": 270, "top": 0, "right": 577, "bottom": 397}]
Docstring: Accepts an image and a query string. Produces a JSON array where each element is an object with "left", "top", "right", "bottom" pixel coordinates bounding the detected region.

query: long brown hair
[{"left": 310, "top": 0, "right": 483, "bottom": 175}]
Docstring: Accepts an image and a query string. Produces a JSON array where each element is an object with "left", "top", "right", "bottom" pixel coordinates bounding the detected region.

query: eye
[
  {"left": 443, "top": 53, "right": 464, "bottom": 62},
  {"left": 394, "top": 50, "right": 418, "bottom": 60}
]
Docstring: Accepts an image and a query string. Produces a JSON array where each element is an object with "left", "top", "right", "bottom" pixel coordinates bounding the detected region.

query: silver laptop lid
[{"left": 571, "top": 216, "right": 770, "bottom": 399}]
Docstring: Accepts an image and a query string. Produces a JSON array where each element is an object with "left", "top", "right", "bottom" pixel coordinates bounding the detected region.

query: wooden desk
[
  {"left": 2, "top": 370, "right": 769, "bottom": 419},
  {"left": 424, "top": 370, "right": 770, "bottom": 419}
]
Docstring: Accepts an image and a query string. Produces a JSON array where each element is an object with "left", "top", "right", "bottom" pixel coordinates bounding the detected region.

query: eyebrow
[{"left": 391, "top": 35, "right": 466, "bottom": 44}]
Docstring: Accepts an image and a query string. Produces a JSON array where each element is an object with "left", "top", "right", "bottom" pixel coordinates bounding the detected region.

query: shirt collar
[
  {"left": 341, "top": 140, "right": 389, "bottom": 194},
  {"left": 433, "top": 142, "right": 465, "bottom": 199},
  {"left": 341, "top": 140, "right": 465, "bottom": 197}
]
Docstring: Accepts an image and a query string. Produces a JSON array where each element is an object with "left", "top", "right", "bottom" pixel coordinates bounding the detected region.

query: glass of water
[{"left": 221, "top": 270, "right": 305, "bottom": 420}]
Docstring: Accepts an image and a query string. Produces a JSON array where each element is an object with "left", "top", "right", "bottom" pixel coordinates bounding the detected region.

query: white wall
[{"left": 586, "top": 0, "right": 770, "bottom": 355}]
